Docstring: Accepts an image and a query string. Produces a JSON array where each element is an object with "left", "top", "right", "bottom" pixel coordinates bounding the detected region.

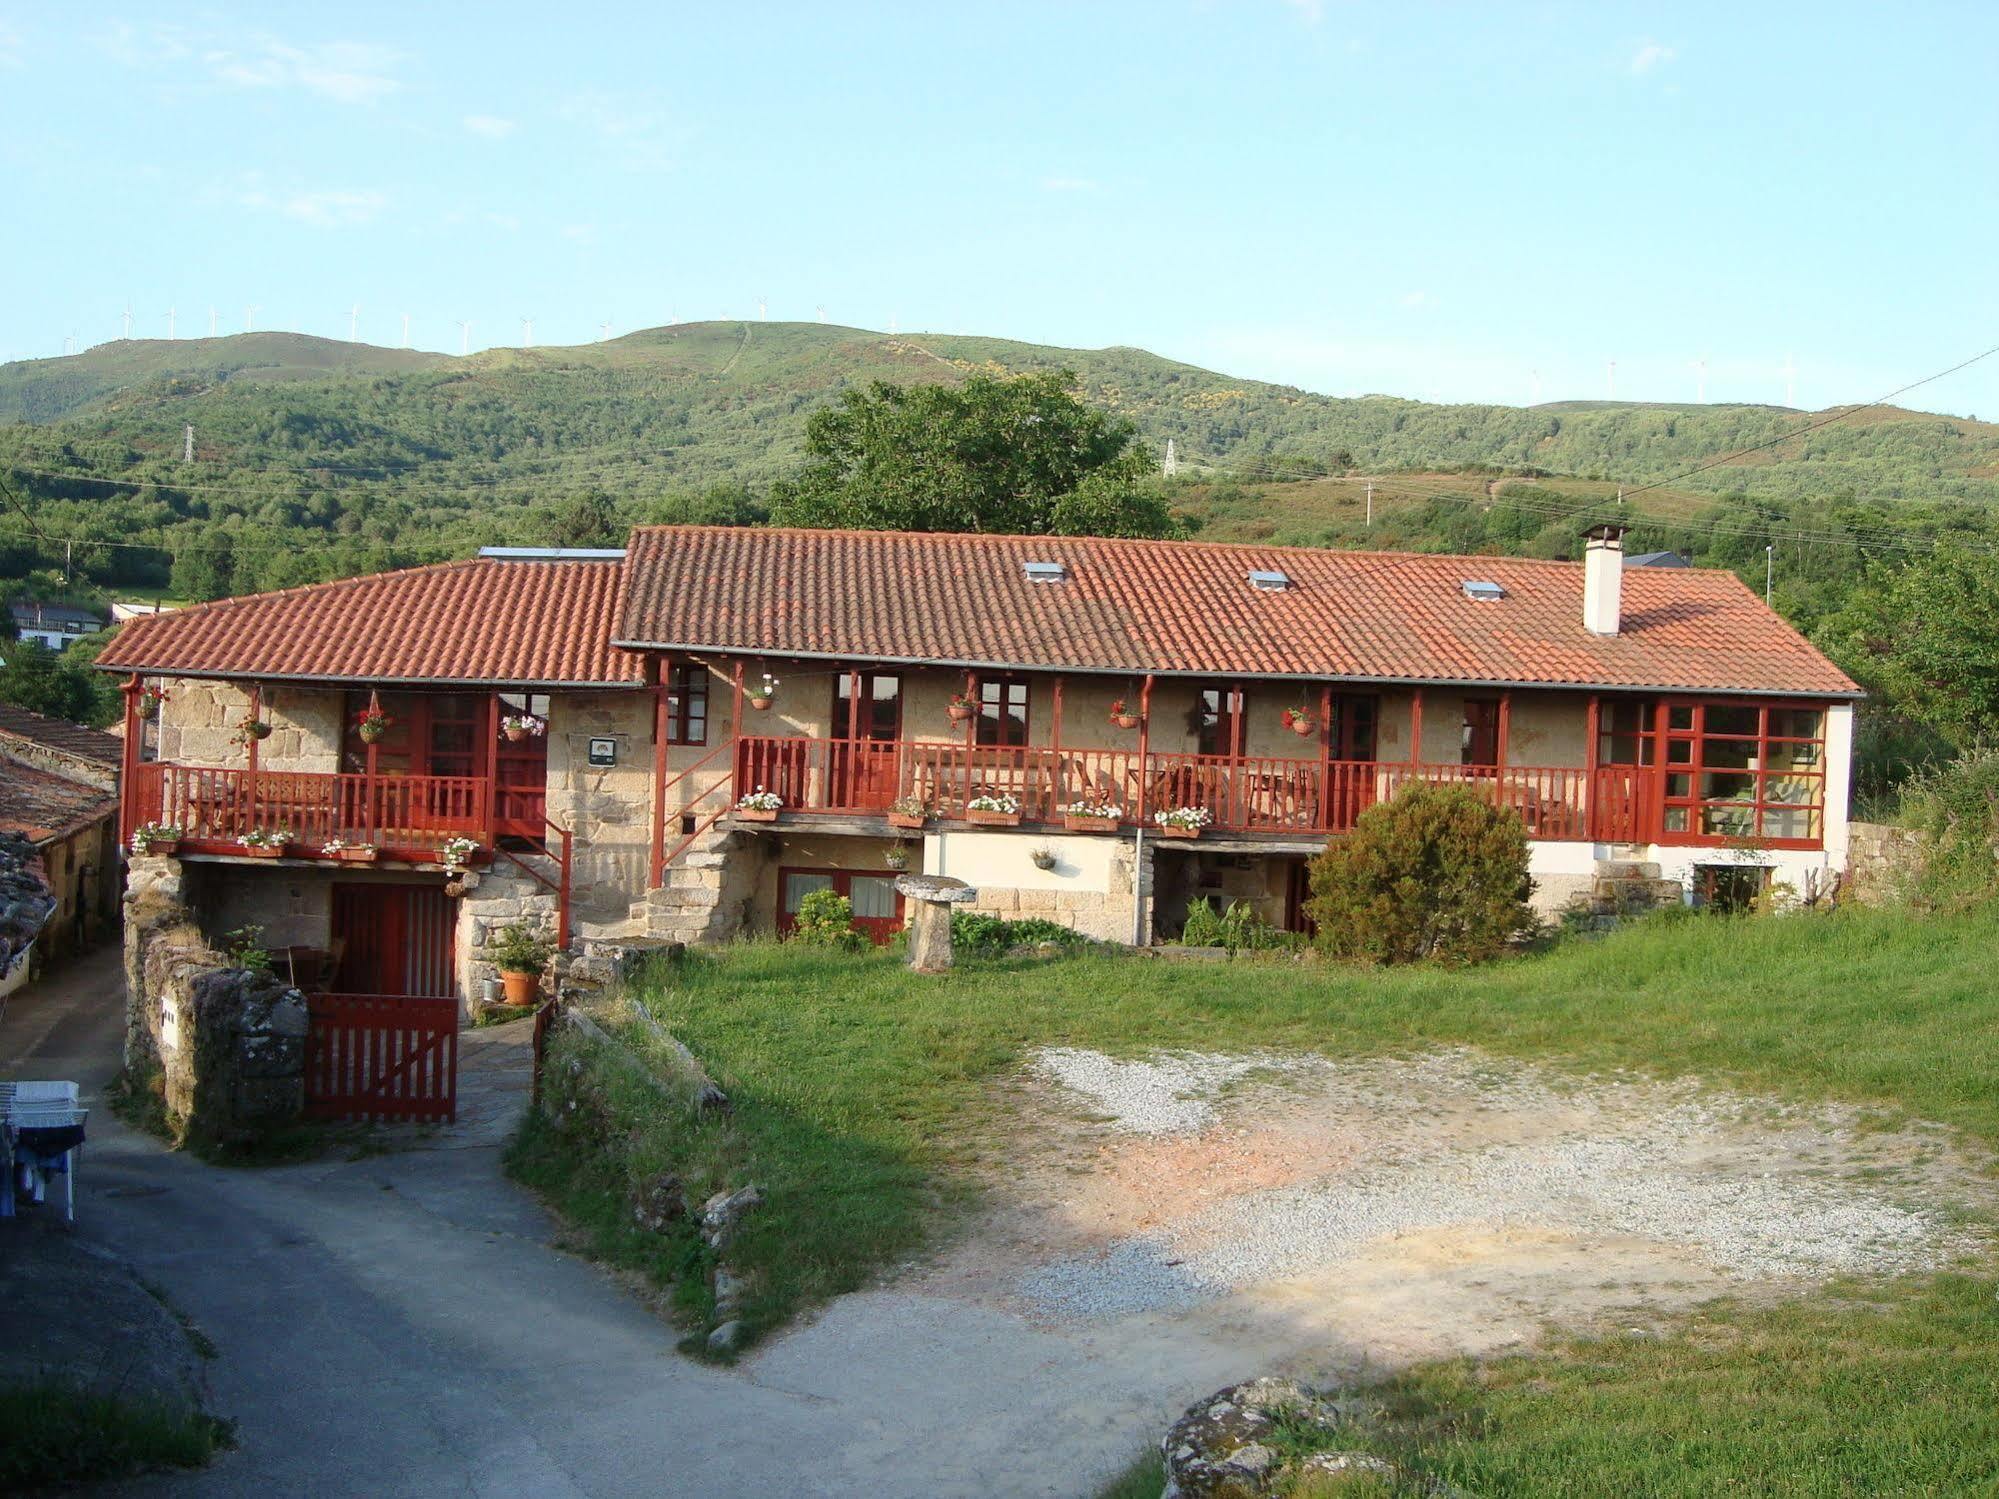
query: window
[
  {"left": 833, "top": 672, "right": 901, "bottom": 741},
  {"left": 342, "top": 691, "right": 487, "bottom": 778},
  {"left": 1598, "top": 699, "right": 1656, "bottom": 767},
  {"left": 1192, "top": 684, "right": 1240, "bottom": 757},
  {"left": 1461, "top": 698, "right": 1500, "bottom": 767},
  {"left": 977, "top": 678, "right": 1029, "bottom": 747},
  {"left": 667, "top": 666, "right": 707, "bottom": 746},
  {"left": 1658, "top": 702, "right": 1827, "bottom": 845}
]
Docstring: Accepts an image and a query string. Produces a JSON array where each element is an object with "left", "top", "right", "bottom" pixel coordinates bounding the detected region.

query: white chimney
[{"left": 1583, "top": 524, "right": 1626, "bottom": 636}]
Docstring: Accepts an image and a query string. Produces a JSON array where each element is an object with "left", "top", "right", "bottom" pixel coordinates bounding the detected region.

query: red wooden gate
[{"left": 304, "top": 994, "right": 459, "bottom": 1122}]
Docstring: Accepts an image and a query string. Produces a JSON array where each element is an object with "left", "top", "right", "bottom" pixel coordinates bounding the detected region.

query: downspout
[{"left": 1131, "top": 821, "right": 1146, "bottom": 948}]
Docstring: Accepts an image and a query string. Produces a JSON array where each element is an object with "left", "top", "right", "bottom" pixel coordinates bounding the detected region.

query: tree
[
  {"left": 0, "top": 638, "right": 105, "bottom": 724},
  {"left": 769, "top": 370, "right": 1182, "bottom": 538},
  {"left": 1837, "top": 548, "right": 1999, "bottom": 749},
  {"left": 537, "top": 489, "right": 623, "bottom": 548},
  {"left": 1305, "top": 782, "right": 1534, "bottom": 964}
]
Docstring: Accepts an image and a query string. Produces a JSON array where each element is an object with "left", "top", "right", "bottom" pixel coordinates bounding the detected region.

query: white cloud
[
  {"left": 1041, "top": 175, "right": 1098, "bottom": 193},
  {"left": 228, "top": 174, "right": 386, "bottom": 227},
  {"left": 0, "top": 20, "right": 25, "bottom": 69},
  {"left": 559, "top": 91, "right": 682, "bottom": 172},
  {"left": 1399, "top": 290, "right": 1431, "bottom": 308},
  {"left": 204, "top": 37, "right": 403, "bottom": 104},
  {"left": 484, "top": 211, "right": 522, "bottom": 233},
  {"left": 463, "top": 114, "right": 516, "bottom": 139},
  {"left": 1630, "top": 39, "right": 1677, "bottom": 75},
  {"left": 560, "top": 223, "right": 597, "bottom": 244},
  {"left": 1281, "top": 0, "right": 1325, "bottom": 24}
]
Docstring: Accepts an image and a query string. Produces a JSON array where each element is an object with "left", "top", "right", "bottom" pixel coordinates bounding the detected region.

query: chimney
[{"left": 1583, "top": 524, "right": 1626, "bottom": 636}]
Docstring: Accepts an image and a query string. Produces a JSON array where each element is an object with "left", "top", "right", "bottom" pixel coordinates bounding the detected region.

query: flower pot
[
  {"left": 241, "top": 843, "right": 285, "bottom": 859},
  {"left": 947, "top": 704, "right": 973, "bottom": 723},
  {"left": 887, "top": 813, "right": 927, "bottom": 830},
  {"left": 1159, "top": 825, "right": 1201, "bottom": 839},
  {"left": 243, "top": 722, "right": 272, "bottom": 740},
  {"left": 884, "top": 856, "right": 909, "bottom": 872},
  {"left": 332, "top": 847, "right": 378, "bottom": 863},
  {"left": 134, "top": 839, "right": 179, "bottom": 858},
  {"left": 1111, "top": 713, "right": 1140, "bottom": 730},
  {"left": 736, "top": 806, "right": 780, "bottom": 823},
  {"left": 499, "top": 969, "right": 539, "bottom": 1007},
  {"left": 1288, "top": 718, "right": 1314, "bottom": 736},
  {"left": 1063, "top": 814, "right": 1120, "bottom": 833},
  {"left": 359, "top": 723, "right": 386, "bottom": 743},
  {"left": 504, "top": 725, "right": 530, "bottom": 743},
  {"left": 966, "top": 809, "right": 1021, "bottom": 827},
  {"left": 748, "top": 697, "right": 773, "bottom": 712}
]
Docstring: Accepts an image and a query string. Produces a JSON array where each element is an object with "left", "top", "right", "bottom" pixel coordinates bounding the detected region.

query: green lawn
[{"left": 513, "top": 907, "right": 1999, "bottom": 1492}]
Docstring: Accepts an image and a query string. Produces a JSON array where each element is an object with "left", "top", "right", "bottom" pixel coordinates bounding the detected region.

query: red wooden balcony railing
[
  {"left": 130, "top": 763, "right": 490, "bottom": 856},
  {"left": 730, "top": 736, "right": 1648, "bottom": 843}
]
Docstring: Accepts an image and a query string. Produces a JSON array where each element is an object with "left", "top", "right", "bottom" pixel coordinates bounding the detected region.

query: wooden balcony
[
  {"left": 129, "top": 763, "right": 490, "bottom": 859},
  {"left": 732, "top": 736, "right": 1645, "bottom": 843}
]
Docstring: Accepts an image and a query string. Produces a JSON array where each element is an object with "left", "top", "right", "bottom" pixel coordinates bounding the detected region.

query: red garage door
[{"left": 332, "top": 884, "right": 457, "bottom": 998}]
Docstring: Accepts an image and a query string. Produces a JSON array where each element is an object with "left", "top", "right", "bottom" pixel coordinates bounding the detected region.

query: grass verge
[{"left": 0, "top": 1382, "right": 231, "bottom": 1489}]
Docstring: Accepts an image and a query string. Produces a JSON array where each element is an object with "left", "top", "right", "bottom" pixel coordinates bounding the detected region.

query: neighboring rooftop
[
  {"left": 617, "top": 526, "right": 1860, "bottom": 697},
  {"left": 93, "top": 557, "right": 644, "bottom": 687},
  {"left": 10, "top": 600, "right": 108, "bottom": 628},
  {"left": 0, "top": 761, "right": 118, "bottom": 844},
  {"left": 0, "top": 703, "right": 122, "bottom": 769}
]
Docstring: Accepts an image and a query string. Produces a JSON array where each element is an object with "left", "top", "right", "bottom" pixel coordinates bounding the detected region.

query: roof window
[
  {"left": 1461, "top": 580, "right": 1506, "bottom": 602},
  {"left": 1248, "top": 569, "right": 1292, "bottom": 592},
  {"left": 1021, "top": 560, "right": 1069, "bottom": 584}
]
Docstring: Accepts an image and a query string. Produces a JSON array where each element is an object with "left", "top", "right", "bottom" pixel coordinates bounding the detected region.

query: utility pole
[
  {"left": 1162, "top": 439, "right": 1178, "bottom": 478},
  {"left": 183, "top": 423, "right": 194, "bottom": 463},
  {"left": 1365, "top": 480, "right": 1374, "bottom": 528},
  {"left": 1765, "top": 544, "right": 1774, "bottom": 604}
]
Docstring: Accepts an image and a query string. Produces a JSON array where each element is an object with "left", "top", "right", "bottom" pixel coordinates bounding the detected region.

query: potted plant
[
  {"left": 356, "top": 703, "right": 393, "bottom": 743},
  {"left": 137, "top": 686, "right": 168, "bottom": 720},
  {"left": 736, "top": 787, "right": 783, "bottom": 822},
  {"left": 322, "top": 838, "right": 378, "bottom": 863},
  {"left": 1059, "top": 797, "right": 1123, "bottom": 833},
  {"left": 1154, "top": 805, "right": 1212, "bottom": 840},
  {"left": 233, "top": 711, "right": 272, "bottom": 745},
  {"left": 966, "top": 792, "right": 1022, "bottom": 827},
  {"left": 887, "top": 794, "right": 930, "bottom": 830},
  {"left": 1108, "top": 698, "right": 1140, "bottom": 730},
  {"left": 747, "top": 672, "right": 780, "bottom": 711},
  {"left": 1029, "top": 846, "right": 1058, "bottom": 871},
  {"left": 439, "top": 835, "right": 480, "bottom": 871},
  {"left": 501, "top": 713, "right": 544, "bottom": 743},
  {"left": 238, "top": 828, "right": 293, "bottom": 858},
  {"left": 1280, "top": 705, "right": 1316, "bottom": 737},
  {"left": 947, "top": 691, "right": 976, "bottom": 724},
  {"left": 489, "top": 920, "right": 554, "bottom": 1007},
  {"left": 130, "top": 821, "right": 182, "bottom": 857},
  {"left": 883, "top": 841, "right": 911, "bottom": 871}
]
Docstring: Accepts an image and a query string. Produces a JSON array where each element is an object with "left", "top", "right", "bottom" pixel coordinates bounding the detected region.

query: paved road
[{"left": 0, "top": 950, "right": 1195, "bottom": 1498}]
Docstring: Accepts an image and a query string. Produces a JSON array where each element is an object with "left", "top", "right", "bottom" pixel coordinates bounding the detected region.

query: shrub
[
  {"left": 794, "top": 889, "right": 865, "bottom": 950},
  {"left": 949, "top": 911, "right": 1090, "bottom": 956},
  {"left": 490, "top": 920, "right": 554, "bottom": 975},
  {"left": 1305, "top": 781, "right": 1533, "bottom": 964},
  {"left": 1897, "top": 748, "right": 1999, "bottom": 909},
  {"left": 1178, "top": 897, "right": 1288, "bottom": 952}
]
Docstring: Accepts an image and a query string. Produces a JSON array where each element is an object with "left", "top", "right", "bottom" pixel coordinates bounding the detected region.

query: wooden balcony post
[
  {"left": 1408, "top": 687, "right": 1424, "bottom": 766},
  {"left": 1497, "top": 690, "right": 1511, "bottom": 769},
  {"left": 730, "top": 660, "right": 746, "bottom": 803},
  {"left": 962, "top": 670, "right": 978, "bottom": 810},
  {"left": 363, "top": 689, "right": 379, "bottom": 847},
  {"left": 648, "top": 655, "right": 670, "bottom": 888},
  {"left": 1135, "top": 674, "right": 1155, "bottom": 822},
  {"left": 1584, "top": 693, "right": 1601, "bottom": 840},
  {"left": 1317, "top": 683, "right": 1333, "bottom": 832},
  {"left": 119, "top": 674, "right": 143, "bottom": 843},
  {"left": 1051, "top": 675, "right": 1065, "bottom": 811},
  {"left": 480, "top": 691, "right": 499, "bottom": 843}
]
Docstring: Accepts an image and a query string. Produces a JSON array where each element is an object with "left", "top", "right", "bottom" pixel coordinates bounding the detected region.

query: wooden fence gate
[{"left": 304, "top": 993, "right": 459, "bottom": 1123}]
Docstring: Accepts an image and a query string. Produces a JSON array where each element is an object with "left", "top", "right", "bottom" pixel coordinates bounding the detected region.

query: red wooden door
[
  {"left": 332, "top": 884, "right": 457, "bottom": 997},
  {"left": 831, "top": 672, "right": 902, "bottom": 810}
]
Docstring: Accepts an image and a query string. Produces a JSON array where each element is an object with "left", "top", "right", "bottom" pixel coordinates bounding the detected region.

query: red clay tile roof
[
  {"left": 93, "top": 558, "right": 643, "bottom": 687},
  {"left": 617, "top": 527, "right": 1859, "bottom": 697},
  {"left": 0, "top": 761, "right": 118, "bottom": 844},
  {"left": 0, "top": 704, "right": 122, "bottom": 768}
]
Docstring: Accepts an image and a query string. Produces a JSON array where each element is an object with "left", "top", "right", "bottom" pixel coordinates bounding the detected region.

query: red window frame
[
  {"left": 667, "top": 665, "right": 708, "bottom": 746},
  {"left": 775, "top": 867, "right": 906, "bottom": 946},
  {"left": 976, "top": 677, "right": 1030, "bottom": 748},
  {"left": 342, "top": 691, "right": 490, "bottom": 780},
  {"left": 1654, "top": 700, "right": 1828, "bottom": 849}
]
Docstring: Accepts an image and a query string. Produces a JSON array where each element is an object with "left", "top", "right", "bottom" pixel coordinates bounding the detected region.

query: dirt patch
[{"left": 902, "top": 1047, "right": 1990, "bottom": 1368}]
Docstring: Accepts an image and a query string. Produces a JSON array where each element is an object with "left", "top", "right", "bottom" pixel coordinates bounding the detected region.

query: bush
[
  {"left": 1178, "top": 896, "right": 1289, "bottom": 952},
  {"left": 950, "top": 911, "right": 1090, "bottom": 957},
  {"left": 1306, "top": 781, "right": 1534, "bottom": 964},
  {"left": 1897, "top": 748, "right": 1999, "bottom": 909},
  {"left": 794, "top": 889, "right": 865, "bottom": 950}
]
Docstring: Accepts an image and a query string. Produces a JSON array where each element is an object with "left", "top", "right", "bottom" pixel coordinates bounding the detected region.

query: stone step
[{"left": 1594, "top": 860, "right": 1663, "bottom": 881}]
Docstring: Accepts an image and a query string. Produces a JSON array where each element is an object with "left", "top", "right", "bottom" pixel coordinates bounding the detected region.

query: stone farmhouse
[{"left": 95, "top": 524, "right": 1859, "bottom": 1006}]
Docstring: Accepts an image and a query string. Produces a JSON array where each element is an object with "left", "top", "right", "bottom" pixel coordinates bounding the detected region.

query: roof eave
[{"left": 89, "top": 663, "right": 644, "bottom": 690}]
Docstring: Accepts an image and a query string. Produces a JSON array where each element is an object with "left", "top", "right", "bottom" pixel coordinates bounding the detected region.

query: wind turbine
[
  {"left": 520, "top": 316, "right": 534, "bottom": 348},
  {"left": 1781, "top": 352, "right": 1798, "bottom": 407},
  {"left": 816, "top": 305, "right": 827, "bottom": 323},
  {"left": 1606, "top": 359, "right": 1617, "bottom": 399},
  {"left": 349, "top": 304, "right": 361, "bottom": 342},
  {"left": 244, "top": 305, "right": 260, "bottom": 332},
  {"left": 598, "top": 321, "right": 610, "bottom": 342},
  {"left": 456, "top": 320, "right": 473, "bottom": 356},
  {"left": 122, "top": 304, "right": 133, "bottom": 340},
  {"left": 165, "top": 306, "right": 176, "bottom": 340},
  {"left": 757, "top": 296, "right": 768, "bottom": 321},
  {"left": 1691, "top": 355, "right": 1708, "bottom": 403},
  {"left": 1528, "top": 368, "right": 1543, "bottom": 405},
  {"left": 400, "top": 312, "right": 411, "bottom": 348},
  {"left": 208, "top": 307, "right": 219, "bottom": 338}
]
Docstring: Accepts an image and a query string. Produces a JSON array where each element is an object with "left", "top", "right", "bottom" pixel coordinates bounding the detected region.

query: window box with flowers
[
  {"left": 1059, "top": 798, "right": 1124, "bottom": 833},
  {"left": 237, "top": 828, "right": 294, "bottom": 859},
  {"left": 966, "top": 792, "right": 1022, "bottom": 827},
  {"left": 501, "top": 713, "right": 545, "bottom": 744},
  {"left": 130, "top": 822, "right": 182, "bottom": 857},
  {"left": 1154, "top": 806, "right": 1212, "bottom": 839},
  {"left": 736, "top": 788, "right": 783, "bottom": 822},
  {"left": 439, "top": 836, "right": 481, "bottom": 871},
  {"left": 747, "top": 672, "right": 780, "bottom": 711},
  {"left": 887, "top": 794, "right": 930, "bottom": 830},
  {"left": 322, "top": 839, "right": 379, "bottom": 864},
  {"left": 1108, "top": 698, "right": 1140, "bottom": 731}
]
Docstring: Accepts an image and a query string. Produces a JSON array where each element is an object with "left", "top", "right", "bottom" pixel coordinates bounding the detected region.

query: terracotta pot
[
  {"left": 135, "top": 839, "right": 179, "bottom": 857},
  {"left": 1159, "top": 825, "right": 1201, "bottom": 839},
  {"left": 947, "top": 704, "right": 973, "bottom": 723},
  {"left": 333, "top": 847, "right": 378, "bottom": 863},
  {"left": 1063, "top": 814, "right": 1120, "bottom": 833},
  {"left": 748, "top": 697, "right": 773, "bottom": 711},
  {"left": 736, "top": 806, "right": 780, "bottom": 822},
  {"left": 1289, "top": 718, "right": 1314, "bottom": 736},
  {"left": 966, "top": 809, "right": 1021, "bottom": 827},
  {"left": 504, "top": 725, "right": 530, "bottom": 743},
  {"left": 1111, "top": 713, "right": 1140, "bottom": 730},
  {"left": 887, "top": 812, "right": 927, "bottom": 830},
  {"left": 499, "top": 969, "right": 539, "bottom": 1007},
  {"left": 242, "top": 843, "right": 285, "bottom": 858}
]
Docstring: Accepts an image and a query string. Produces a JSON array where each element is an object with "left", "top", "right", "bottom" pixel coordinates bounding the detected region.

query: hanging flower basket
[
  {"left": 947, "top": 693, "right": 976, "bottom": 724},
  {"left": 137, "top": 688, "right": 167, "bottom": 720},
  {"left": 501, "top": 713, "right": 544, "bottom": 743},
  {"left": 1108, "top": 698, "right": 1139, "bottom": 730},
  {"left": 884, "top": 844, "right": 911, "bottom": 871},
  {"left": 1280, "top": 706, "right": 1316, "bottom": 737},
  {"left": 233, "top": 714, "right": 272, "bottom": 745},
  {"left": 748, "top": 672, "right": 779, "bottom": 711}
]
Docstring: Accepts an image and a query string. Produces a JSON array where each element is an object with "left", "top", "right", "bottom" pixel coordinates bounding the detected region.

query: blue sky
[{"left": 5, "top": 2, "right": 1996, "bottom": 414}]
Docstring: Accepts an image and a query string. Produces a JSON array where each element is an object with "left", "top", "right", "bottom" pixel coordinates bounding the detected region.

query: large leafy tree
[
  {"left": 769, "top": 370, "right": 1181, "bottom": 537},
  {"left": 1820, "top": 546, "right": 1999, "bottom": 750},
  {"left": 0, "top": 638, "right": 112, "bottom": 725}
]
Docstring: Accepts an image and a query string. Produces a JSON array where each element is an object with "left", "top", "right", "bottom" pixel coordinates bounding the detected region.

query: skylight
[
  {"left": 1461, "top": 580, "right": 1506, "bottom": 601},
  {"left": 1248, "top": 569, "right": 1292, "bottom": 592},
  {"left": 1022, "top": 560, "right": 1069, "bottom": 584}
]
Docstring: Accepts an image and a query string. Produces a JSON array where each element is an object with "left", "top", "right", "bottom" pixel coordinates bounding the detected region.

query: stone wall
[
  {"left": 455, "top": 863, "right": 563, "bottom": 1002},
  {"left": 546, "top": 690, "right": 654, "bottom": 925},
  {"left": 1844, "top": 820, "right": 1924, "bottom": 906},
  {"left": 155, "top": 678, "right": 344, "bottom": 772},
  {"left": 123, "top": 854, "right": 308, "bottom": 1142}
]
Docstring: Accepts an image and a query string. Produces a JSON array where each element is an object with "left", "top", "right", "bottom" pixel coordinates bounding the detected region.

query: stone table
[{"left": 894, "top": 874, "right": 978, "bottom": 973}]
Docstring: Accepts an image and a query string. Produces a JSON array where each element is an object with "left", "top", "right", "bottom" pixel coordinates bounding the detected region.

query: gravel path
[{"left": 1020, "top": 1047, "right": 1973, "bottom": 1321}]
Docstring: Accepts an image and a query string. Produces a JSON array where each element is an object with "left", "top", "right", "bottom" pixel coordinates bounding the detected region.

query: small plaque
[{"left": 588, "top": 738, "right": 618, "bottom": 767}]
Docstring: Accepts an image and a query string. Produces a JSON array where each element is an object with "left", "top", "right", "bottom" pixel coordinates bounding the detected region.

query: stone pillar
[{"left": 895, "top": 873, "right": 978, "bottom": 974}]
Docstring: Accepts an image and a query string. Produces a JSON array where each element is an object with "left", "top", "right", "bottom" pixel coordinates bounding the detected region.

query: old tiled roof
[
  {"left": 0, "top": 704, "right": 122, "bottom": 767},
  {"left": 93, "top": 558, "right": 644, "bottom": 687},
  {"left": 617, "top": 527, "right": 1859, "bottom": 697},
  {"left": 0, "top": 762, "right": 118, "bottom": 844}
]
